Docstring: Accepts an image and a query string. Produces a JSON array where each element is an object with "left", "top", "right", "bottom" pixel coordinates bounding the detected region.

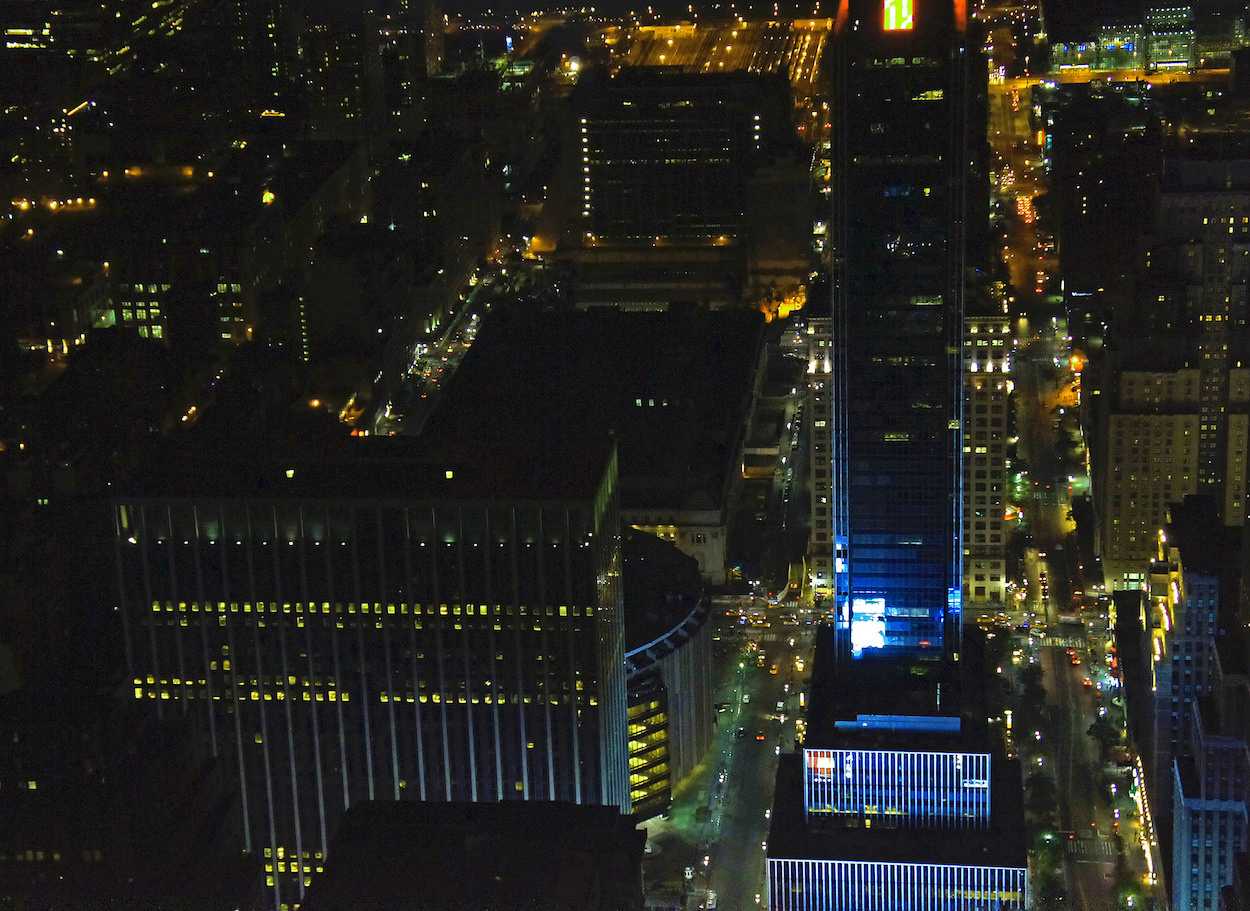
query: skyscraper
[
  {"left": 112, "top": 434, "right": 630, "bottom": 908},
  {"left": 829, "top": 0, "right": 977, "bottom": 657}
]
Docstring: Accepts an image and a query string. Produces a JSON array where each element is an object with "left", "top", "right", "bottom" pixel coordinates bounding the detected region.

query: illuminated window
[{"left": 884, "top": 0, "right": 913, "bottom": 29}]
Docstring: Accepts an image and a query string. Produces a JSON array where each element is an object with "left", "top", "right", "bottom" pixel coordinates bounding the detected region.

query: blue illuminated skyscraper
[{"left": 830, "top": 0, "right": 979, "bottom": 658}]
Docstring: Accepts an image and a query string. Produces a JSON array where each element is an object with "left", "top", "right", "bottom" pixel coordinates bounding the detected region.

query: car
[
  {"left": 1071, "top": 656, "right": 1081, "bottom": 666},
  {"left": 756, "top": 731, "right": 766, "bottom": 741},
  {"left": 1083, "top": 678, "right": 1093, "bottom": 688},
  {"left": 735, "top": 727, "right": 747, "bottom": 739}
]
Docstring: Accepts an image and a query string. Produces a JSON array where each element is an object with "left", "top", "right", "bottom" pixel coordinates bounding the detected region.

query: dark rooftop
[
  {"left": 801, "top": 626, "right": 988, "bottom": 753},
  {"left": 303, "top": 800, "right": 645, "bottom": 911},
  {"left": 119, "top": 430, "right": 618, "bottom": 505},
  {"left": 419, "top": 306, "right": 765, "bottom": 513},
  {"left": 1164, "top": 496, "right": 1241, "bottom": 586},
  {"left": 622, "top": 527, "right": 705, "bottom": 655},
  {"left": 766, "top": 752, "right": 1027, "bottom": 868}
]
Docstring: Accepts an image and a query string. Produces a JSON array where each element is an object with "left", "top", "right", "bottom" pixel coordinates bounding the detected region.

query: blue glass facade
[{"left": 831, "top": 0, "right": 972, "bottom": 657}]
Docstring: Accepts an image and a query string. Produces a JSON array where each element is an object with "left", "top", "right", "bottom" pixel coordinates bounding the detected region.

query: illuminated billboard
[
  {"left": 850, "top": 597, "right": 886, "bottom": 655},
  {"left": 884, "top": 0, "right": 913, "bottom": 30}
]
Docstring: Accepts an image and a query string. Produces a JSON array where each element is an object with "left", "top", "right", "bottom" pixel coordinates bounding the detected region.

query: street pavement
[{"left": 640, "top": 603, "right": 814, "bottom": 911}]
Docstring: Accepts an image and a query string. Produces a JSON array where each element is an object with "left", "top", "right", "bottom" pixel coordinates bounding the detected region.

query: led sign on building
[
  {"left": 884, "top": 0, "right": 913, "bottom": 30},
  {"left": 850, "top": 598, "right": 886, "bottom": 655}
]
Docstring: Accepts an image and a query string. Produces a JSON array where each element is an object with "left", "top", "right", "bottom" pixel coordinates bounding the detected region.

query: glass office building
[{"left": 830, "top": 0, "right": 977, "bottom": 657}]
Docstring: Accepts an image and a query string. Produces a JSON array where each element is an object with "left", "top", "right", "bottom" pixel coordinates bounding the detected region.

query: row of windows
[
  {"left": 148, "top": 600, "right": 594, "bottom": 618},
  {"left": 134, "top": 687, "right": 598, "bottom": 707}
]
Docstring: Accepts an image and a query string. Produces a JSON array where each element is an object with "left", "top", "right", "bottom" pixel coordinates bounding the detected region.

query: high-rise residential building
[
  {"left": 829, "top": 0, "right": 981, "bottom": 658},
  {"left": 1145, "top": 158, "right": 1250, "bottom": 496},
  {"left": 112, "top": 434, "right": 630, "bottom": 909},
  {"left": 1098, "top": 369, "right": 1204, "bottom": 589},
  {"left": 962, "top": 316, "right": 1013, "bottom": 611},
  {"left": 1098, "top": 151, "right": 1250, "bottom": 589}
]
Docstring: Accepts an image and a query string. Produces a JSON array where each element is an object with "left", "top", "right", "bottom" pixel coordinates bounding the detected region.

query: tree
[
  {"left": 1024, "top": 772, "right": 1060, "bottom": 821},
  {"left": 1087, "top": 716, "right": 1119, "bottom": 762}
]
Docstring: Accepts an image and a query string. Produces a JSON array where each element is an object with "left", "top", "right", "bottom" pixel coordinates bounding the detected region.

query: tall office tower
[
  {"left": 1173, "top": 671, "right": 1250, "bottom": 911},
  {"left": 1145, "top": 156, "right": 1250, "bottom": 497},
  {"left": 112, "top": 434, "right": 630, "bottom": 909},
  {"left": 1143, "top": 498, "right": 1242, "bottom": 881},
  {"left": 830, "top": 0, "right": 980, "bottom": 657},
  {"left": 962, "top": 316, "right": 1012, "bottom": 612}
]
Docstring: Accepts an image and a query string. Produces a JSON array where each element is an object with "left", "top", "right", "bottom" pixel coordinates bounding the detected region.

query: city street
[
  {"left": 1006, "top": 319, "right": 1159, "bottom": 908},
  {"left": 641, "top": 601, "right": 814, "bottom": 910}
]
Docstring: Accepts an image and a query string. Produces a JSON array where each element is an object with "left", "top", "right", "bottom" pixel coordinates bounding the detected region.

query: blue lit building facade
[
  {"left": 768, "top": 858, "right": 1028, "bottom": 911},
  {"left": 830, "top": 0, "right": 977, "bottom": 658},
  {"left": 803, "top": 746, "right": 991, "bottom": 825}
]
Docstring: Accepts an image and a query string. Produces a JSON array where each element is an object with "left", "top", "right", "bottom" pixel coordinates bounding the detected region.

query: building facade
[
  {"left": 112, "top": 441, "right": 630, "bottom": 909},
  {"left": 578, "top": 68, "right": 788, "bottom": 243},
  {"left": 807, "top": 317, "right": 835, "bottom": 599},
  {"left": 803, "top": 745, "right": 991, "bottom": 825},
  {"left": 962, "top": 316, "right": 1012, "bottom": 610},
  {"left": 1173, "top": 697, "right": 1250, "bottom": 911},
  {"left": 830, "top": 0, "right": 977, "bottom": 657},
  {"left": 767, "top": 857, "right": 1028, "bottom": 911},
  {"left": 1100, "top": 370, "right": 1203, "bottom": 590},
  {"left": 622, "top": 530, "right": 715, "bottom": 818}
]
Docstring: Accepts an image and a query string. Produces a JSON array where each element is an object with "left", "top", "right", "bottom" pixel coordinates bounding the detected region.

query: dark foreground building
[
  {"left": 303, "top": 800, "right": 645, "bottom": 911},
  {"left": 112, "top": 433, "right": 630, "bottom": 908},
  {"left": 829, "top": 0, "right": 983, "bottom": 658}
]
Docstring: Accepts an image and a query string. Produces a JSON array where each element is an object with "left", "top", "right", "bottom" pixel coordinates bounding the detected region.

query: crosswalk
[
  {"left": 1040, "top": 636, "right": 1086, "bottom": 649},
  {"left": 1065, "top": 836, "right": 1117, "bottom": 858}
]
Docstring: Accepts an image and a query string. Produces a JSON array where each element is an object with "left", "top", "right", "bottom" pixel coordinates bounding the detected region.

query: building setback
[{"left": 112, "top": 434, "right": 630, "bottom": 909}]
